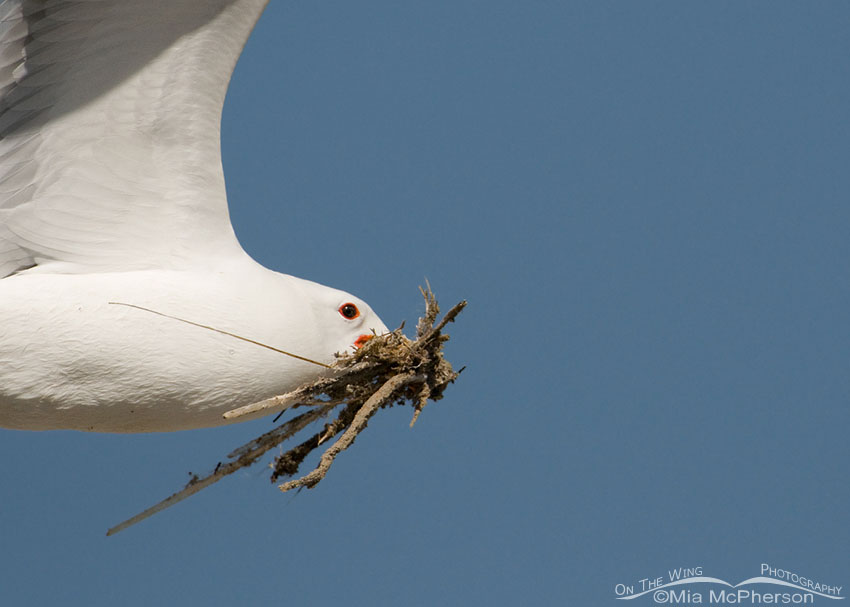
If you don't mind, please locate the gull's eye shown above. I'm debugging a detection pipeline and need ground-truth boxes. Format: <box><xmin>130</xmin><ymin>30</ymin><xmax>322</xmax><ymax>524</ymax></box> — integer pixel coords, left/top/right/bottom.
<box><xmin>339</xmin><ymin>303</ymin><xmax>360</xmax><ymax>320</ymax></box>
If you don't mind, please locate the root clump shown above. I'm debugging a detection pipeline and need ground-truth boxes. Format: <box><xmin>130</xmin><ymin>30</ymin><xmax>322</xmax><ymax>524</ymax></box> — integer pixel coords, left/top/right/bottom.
<box><xmin>107</xmin><ymin>287</ymin><xmax>465</xmax><ymax>536</ymax></box>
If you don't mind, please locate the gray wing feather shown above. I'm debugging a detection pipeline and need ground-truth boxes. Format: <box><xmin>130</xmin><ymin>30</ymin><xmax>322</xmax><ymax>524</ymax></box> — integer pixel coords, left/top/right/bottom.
<box><xmin>0</xmin><ymin>0</ymin><xmax>269</xmax><ymax>277</ymax></box>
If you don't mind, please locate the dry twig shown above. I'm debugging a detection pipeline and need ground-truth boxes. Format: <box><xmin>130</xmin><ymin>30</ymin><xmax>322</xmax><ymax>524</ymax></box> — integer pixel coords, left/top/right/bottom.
<box><xmin>107</xmin><ymin>286</ymin><xmax>465</xmax><ymax>536</ymax></box>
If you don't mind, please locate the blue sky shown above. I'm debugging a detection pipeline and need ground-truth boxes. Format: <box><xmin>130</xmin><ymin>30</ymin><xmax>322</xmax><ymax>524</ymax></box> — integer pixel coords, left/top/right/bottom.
<box><xmin>1</xmin><ymin>1</ymin><xmax>848</xmax><ymax>605</ymax></box>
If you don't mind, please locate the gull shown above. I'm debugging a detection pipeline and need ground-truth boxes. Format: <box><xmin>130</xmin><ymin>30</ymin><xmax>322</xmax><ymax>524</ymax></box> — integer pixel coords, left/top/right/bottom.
<box><xmin>0</xmin><ymin>0</ymin><xmax>389</xmax><ymax>432</ymax></box>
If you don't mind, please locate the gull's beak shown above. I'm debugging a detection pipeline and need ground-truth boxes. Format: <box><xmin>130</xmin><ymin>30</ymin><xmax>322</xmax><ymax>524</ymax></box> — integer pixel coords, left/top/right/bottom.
<box><xmin>354</xmin><ymin>334</ymin><xmax>374</xmax><ymax>349</ymax></box>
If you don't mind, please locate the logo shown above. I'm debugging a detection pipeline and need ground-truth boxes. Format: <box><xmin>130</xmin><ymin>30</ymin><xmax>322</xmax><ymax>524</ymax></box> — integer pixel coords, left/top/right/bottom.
<box><xmin>615</xmin><ymin>564</ymin><xmax>843</xmax><ymax>604</ymax></box>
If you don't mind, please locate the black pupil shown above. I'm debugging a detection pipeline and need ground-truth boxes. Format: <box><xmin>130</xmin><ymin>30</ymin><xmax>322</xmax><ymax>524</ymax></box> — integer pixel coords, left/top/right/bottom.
<box><xmin>342</xmin><ymin>304</ymin><xmax>357</xmax><ymax>318</ymax></box>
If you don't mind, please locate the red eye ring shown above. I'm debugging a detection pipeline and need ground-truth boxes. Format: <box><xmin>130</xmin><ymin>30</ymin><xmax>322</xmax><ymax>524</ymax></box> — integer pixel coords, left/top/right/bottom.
<box><xmin>339</xmin><ymin>303</ymin><xmax>360</xmax><ymax>320</ymax></box>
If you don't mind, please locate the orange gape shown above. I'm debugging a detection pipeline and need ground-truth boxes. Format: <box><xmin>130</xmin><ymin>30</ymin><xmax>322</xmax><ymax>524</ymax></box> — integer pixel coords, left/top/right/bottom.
<box><xmin>354</xmin><ymin>334</ymin><xmax>374</xmax><ymax>349</ymax></box>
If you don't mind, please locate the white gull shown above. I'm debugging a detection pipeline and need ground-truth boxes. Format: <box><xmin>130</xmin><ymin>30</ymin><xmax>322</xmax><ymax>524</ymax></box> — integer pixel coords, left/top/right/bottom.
<box><xmin>0</xmin><ymin>0</ymin><xmax>388</xmax><ymax>432</ymax></box>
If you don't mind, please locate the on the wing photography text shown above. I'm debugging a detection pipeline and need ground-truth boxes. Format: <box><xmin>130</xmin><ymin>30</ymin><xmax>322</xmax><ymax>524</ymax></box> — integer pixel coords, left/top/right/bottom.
<box><xmin>614</xmin><ymin>563</ymin><xmax>843</xmax><ymax>605</ymax></box>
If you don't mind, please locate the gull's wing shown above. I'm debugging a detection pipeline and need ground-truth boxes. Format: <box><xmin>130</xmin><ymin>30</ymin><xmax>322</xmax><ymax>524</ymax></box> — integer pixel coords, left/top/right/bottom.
<box><xmin>0</xmin><ymin>0</ymin><xmax>269</xmax><ymax>277</ymax></box>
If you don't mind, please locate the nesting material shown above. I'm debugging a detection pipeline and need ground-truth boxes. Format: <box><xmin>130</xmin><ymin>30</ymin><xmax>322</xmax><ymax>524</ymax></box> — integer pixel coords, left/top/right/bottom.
<box><xmin>107</xmin><ymin>287</ymin><xmax>465</xmax><ymax>536</ymax></box>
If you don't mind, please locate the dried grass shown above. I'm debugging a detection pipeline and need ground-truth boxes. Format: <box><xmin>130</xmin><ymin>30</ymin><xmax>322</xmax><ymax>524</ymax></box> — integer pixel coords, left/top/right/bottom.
<box><xmin>107</xmin><ymin>287</ymin><xmax>465</xmax><ymax>535</ymax></box>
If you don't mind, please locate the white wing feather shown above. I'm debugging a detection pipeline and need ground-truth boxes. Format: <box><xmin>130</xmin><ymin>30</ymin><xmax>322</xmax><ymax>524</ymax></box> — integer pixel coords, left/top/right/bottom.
<box><xmin>0</xmin><ymin>0</ymin><xmax>269</xmax><ymax>277</ymax></box>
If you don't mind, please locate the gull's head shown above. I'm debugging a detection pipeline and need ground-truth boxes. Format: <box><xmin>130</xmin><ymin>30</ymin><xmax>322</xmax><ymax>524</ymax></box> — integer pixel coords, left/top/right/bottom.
<box><xmin>331</xmin><ymin>294</ymin><xmax>389</xmax><ymax>352</ymax></box>
<box><xmin>302</xmin><ymin>282</ymin><xmax>389</xmax><ymax>361</ymax></box>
